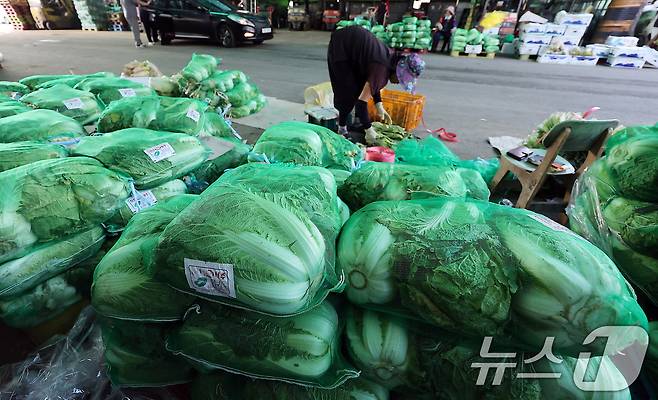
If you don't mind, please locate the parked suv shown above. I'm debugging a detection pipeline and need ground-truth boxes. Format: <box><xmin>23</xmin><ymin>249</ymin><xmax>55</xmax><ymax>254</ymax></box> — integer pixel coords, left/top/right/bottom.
<box><xmin>154</xmin><ymin>0</ymin><xmax>273</xmax><ymax>47</ymax></box>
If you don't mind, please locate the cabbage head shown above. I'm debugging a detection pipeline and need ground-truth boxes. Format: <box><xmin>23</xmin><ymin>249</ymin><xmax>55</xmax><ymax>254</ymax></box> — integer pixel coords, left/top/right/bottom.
<box><xmin>19</xmin><ymin>84</ymin><xmax>103</xmax><ymax>125</ymax></box>
<box><xmin>0</xmin><ymin>109</ymin><xmax>85</xmax><ymax>143</ymax></box>
<box><xmin>0</xmin><ymin>141</ymin><xmax>68</xmax><ymax>173</ymax></box>
<box><xmin>605</xmin><ymin>133</ymin><xmax>658</xmax><ymax>202</ymax></box>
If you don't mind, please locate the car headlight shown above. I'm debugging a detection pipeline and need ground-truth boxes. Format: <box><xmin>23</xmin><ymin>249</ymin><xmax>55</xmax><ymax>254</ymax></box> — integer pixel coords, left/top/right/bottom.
<box><xmin>228</xmin><ymin>14</ymin><xmax>255</xmax><ymax>27</ymax></box>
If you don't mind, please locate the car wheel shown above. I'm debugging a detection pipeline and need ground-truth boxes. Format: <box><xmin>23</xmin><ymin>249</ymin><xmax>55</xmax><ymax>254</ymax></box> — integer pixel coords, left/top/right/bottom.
<box><xmin>219</xmin><ymin>25</ymin><xmax>236</xmax><ymax>48</ymax></box>
<box><xmin>160</xmin><ymin>30</ymin><xmax>173</xmax><ymax>45</ymax></box>
<box><xmin>44</xmin><ymin>21</ymin><xmax>53</xmax><ymax>30</ymax></box>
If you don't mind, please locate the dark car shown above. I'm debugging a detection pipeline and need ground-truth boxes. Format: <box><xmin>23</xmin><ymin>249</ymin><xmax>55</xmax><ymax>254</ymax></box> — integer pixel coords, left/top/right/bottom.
<box><xmin>154</xmin><ymin>0</ymin><xmax>273</xmax><ymax>47</ymax></box>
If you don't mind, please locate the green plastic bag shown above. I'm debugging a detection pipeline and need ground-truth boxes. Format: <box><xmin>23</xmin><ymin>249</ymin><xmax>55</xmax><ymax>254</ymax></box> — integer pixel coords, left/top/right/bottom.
<box><xmin>74</xmin><ymin>77</ymin><xmax>156</xmax><ymax>106</ymax></box>
<box><xmin>30</xmin><ymin>72</ymin><xmax>115</xmax><ymax>90</ymax></box>
<box><xmin>338</xmin><ymin>197</ymin><xmax>647</xmax><ymax>356</ymax></box>
<box><xmin>250</xmin><ymin>121</ymin><xmax>363</xmax><ymax>171</ymax></box>
<box><xmin>70</xmin><ymin>128</ymin><xmax>210</xmax><ymax>189</ymax></box>
<box><xmin>191</xmin><ymin>372</ymin><xmax>388</xmax><ymax>400</ymax></box>
<box><xmin>20</xmin><ymin>84</ymin><xmax>103</xmax><ymax>125</ymax></box>
<box><xmin>154</xmin><ymin>96</ymin><xmax>212</xmax><ymax>134</ymax></box>
<box><xmin>100</xmin><ymin>317</ymin><xmax>194</xmax><ymax>387</ymax></box>
<box><xmin>104</xmin><ymin>179</ymin><xmax>188</xmax><ymax>233</ymax></box>
<box><xmin>166</xmin><ymin>300</ymin><xmax>359</xmax><ymax>388</ymax></box>
<box><xmin>19</xmin><ymin>74</ymin><xmax>83</xmax><ymax>90</ymax></box>
<box><xmin>466</xmin><ymin>28</ymin><xmax>483</xmax><ymax>45</ymax></box>
<box><xmin>0</xmin><ymin>109</ymin><xmax>86</xmax><ymax>143</ymax></box>
<box><xmin>92</xmin><ymin>195</ymin><xmax>198</xmax><ymax>322</ymax></box>
<box><xmin>338</xmin><ymin>162</ymin><xmax>490</xmax><ymax>210</ymax></box>
<box><xmin>402</xmin><ymin>16</ymin><xmax>418</xmax><ymax>24</ymax></box>
<box><xmin>0</xmin><ymin>158</ymin><xmax>130</xmax><ymax>263</ymax></box>
<box><xmin>0</xmin><ymin>141</ymin><xmax>68</xmax><ymax>173</ymax></box>
<box><xmin>190</xmin><ymin>137</ymin><xmax>251</xmax><ymax>186</ymax></box>
<box><xmin>605</xmin><ymin>124</ymin><xmax>658</xmax><ymax>151</ymax></box>
<box><xmin>605</xmin><ymin>131</ymin><xmax>658</xmax><ymax>202</ymax></box>
<box><xmin>0</xmin><ymin>100</ymin><xmax>31</xmax><ymax>118</ymax></box>
<box><xmin>179</xmin><ymin>53</ymin><xmax>221</xmax><ymax>84</ymax></box>
<box><xmin>401</xmin><ymin>31</ymin><xmax>417</xmax><ymax>39</ymax></box>
<box><xmin>484</xmin><ymin>45</ymin><xmax>500</xmax><ymax>53</ymax></box>
<box><xmin>154</xmin><ymin>163</ymin><xmax>344</xmax><ymax>316</ymax></box>
<box><xmin>416</xmin><ymin>37</ymin><xmax>431</xmax><ymax>46</ymax></box>
<box><xmin>0</xmin><ymin>81</ymin><xmax>29</xmax><ymax>97</ymax></box>
<box><xmin>453</xmin><ymin>28</ymin><xmax>468</xmax><ymax>37</ymax></box>
<box><xmin>96</xmin><ymin>95</ymin><xmax>160</xmax><ymax>132</ymax></box>
<box><xmin>226</xmin><ymin>81</ymin><xmax>258</xmax><ymax>107</ymax></box>
<box><xmin>0</xmin><ymin>226</ymin><xmax>104</xmax><ymax>298</ymax></box>
<box><xmin>0</xmin><ymin>250</ymin><xmax>99</xmax><ymax>328</ymax></box>
<box><xmin>417</xmin><ymin>19</ymin><xmax>431</xmax><ymax>29</ymax></box>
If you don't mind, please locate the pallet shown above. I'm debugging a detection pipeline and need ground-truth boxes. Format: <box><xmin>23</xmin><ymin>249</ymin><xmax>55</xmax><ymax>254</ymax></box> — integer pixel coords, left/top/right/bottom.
<box><xmin>450</xmin><ymin>50</ymin><xmax>496</xmax><ymax>59</ymax></box>
<box><xmin>518</xmin><ymin>54</ymin><xmax>538</xmax><ymax>61</ymax></box>
<box><xmin>399</xmin><ymin>48</ymin><xmax>429</xmax><ymax>54</ymax></box>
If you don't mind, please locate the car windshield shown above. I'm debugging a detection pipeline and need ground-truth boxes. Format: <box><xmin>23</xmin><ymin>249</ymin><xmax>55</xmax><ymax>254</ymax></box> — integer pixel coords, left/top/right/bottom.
<box><xmin>198</xmin><ymin>0</ymin><xmax>236</xmax><ymax>12</ymax></box>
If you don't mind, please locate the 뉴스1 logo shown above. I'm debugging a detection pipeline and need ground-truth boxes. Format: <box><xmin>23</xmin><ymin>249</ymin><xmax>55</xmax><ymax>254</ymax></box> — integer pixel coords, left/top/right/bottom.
<box><xmin>184</xmin><ymin>258</ymin><xmax>236</xmax><ymax>299</ymax></box>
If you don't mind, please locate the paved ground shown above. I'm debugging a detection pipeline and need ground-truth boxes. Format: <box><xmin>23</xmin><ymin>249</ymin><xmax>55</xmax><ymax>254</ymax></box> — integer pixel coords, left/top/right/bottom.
<box><xmin>1</xmin><ymin>29</ymin><xmax>657</xmax><ymax>159</ymax></box>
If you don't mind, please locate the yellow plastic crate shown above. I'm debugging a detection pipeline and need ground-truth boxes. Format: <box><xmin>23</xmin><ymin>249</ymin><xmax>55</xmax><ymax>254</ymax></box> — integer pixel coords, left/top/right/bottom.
<box><xmin>368</xmin><ymin>89</ymin><xmax>426</xmax><ymax>132</ymax></box>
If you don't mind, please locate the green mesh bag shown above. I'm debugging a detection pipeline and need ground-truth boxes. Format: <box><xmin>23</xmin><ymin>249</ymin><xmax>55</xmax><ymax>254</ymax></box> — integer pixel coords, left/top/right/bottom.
<box><xmin>0</xmin><ymin>158</ymin><xmax>130</xmax><ymax>263</ymax></box>
<box><xmin>179</xmin><ymin>53</ymin><xmax>221</xmax><ymax>84</ymax></box>
<box><xmin>605</xmin><ymin>124</ymin><xmax>658</xmax><ymax>151</ymax></box>
<box><xmin>338</xmin><ymin>197</ymin><xmax>647</xmax><ymax>356</ymax></box>
<box><xmin>100</xmin><ymin>317</ymin><xmax>194</xmax><ymax>387</ymax></box>
<box><xmin>0</xmin><ymin>81</ymin><xmax>29</xmax><ymax>96</ymax></box>
<box><xmin>0</xmin><ymin>109</ymin><xmax>86</xmax><ymax>143</ymax></box>
<box><xmin>74</xmin><ymin>77</ymin><xmax>156</xmax><ymax>106</ymax></box>
<box><xmin>70</xmin><ymin>128</ymin><xmax>210</xmax><ymax>189</ymax></box>
<box><xmin>191</xmin><ymin>372</ymin><xmax>388</xmax><ymax>400</ymax></box>
<box><xmin>166</xmin><ymin>300</ymin><xmax>358</xmax><ymax>388</ymax></box>
<box><xmin>154</xmin><ymin>163</ymin><xmax>344</xmax><ymax>316</ymax></box>
<box><xmin>20</xmin><ymin>84</ymin><xmax>103</xmax><ymax>125</ymax></box>
<box><xmin>338</xmin><ymin>162</ymin><xmax>490</xmax><ymax>210</ymax></box>
<box><xmin>190</xmin><ymin>137</ymin><xmax>251</xmax><ymax>186</ymax></box>
<box><xmin>104</xmin><ymin>179</ymin><xmax>188</xmax><ymax>233</ymax></box>
<box><xmin>604</xmin><ymin>131</ymin><xmax>658</xmax><ymax>202</ymax></box>
<box><xmin>28</xmin><ymin>72</ymin><xmax>115</xmax><ymax>90</ymax></box>
<box><xmin>0</xmin><ymin>226</ymin><xmax>104</xmax><ymax>299</ymax></box>
<box><xmin>92</xmin><ymin>195</ymin><xmax>198</xmax><ymax>322</ymax></box>
<box><xmin>417</xmin><ymin>19</ymin><xmax>431</xmax><ymax>29</ymax></box>
<box><xmin>0</xmin><ymin>141</ymin><xmax>68</xmax><ymax>173</ymax></box>
<box><xmin>19</xmin><ymin>74</ymin><xmax>85</xmax><ymax>90</ymax></box>
<box><xmin>250</xmin><ymin>121</ymin><xmax>363</xmax><ymax>170</ymax></box>
<box><xmin>96</xmin><ymin>95</ymin><xmax>161</xmax><ymax>132</ymax></box>
<box><xmin>226</xmin><ymin>81</ymin><xmax>258</xmax><ymax>107</ymax></box>
<box><xmin>229</xmin><ymin>94</ymin><xmax>266</xmax><ymax>119</ymax></box>
<box><xmin>0</xmin><ymin>100</ymin><xmax>31</xmax><ymax>118</ymax></box>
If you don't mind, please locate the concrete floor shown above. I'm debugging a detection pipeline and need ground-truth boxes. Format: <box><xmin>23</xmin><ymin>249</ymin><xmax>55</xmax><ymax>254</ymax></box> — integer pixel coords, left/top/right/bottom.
<box><xmin>1</xmin><ymin>29</ymin><xmax>657</xmax><ymax>159</ymax></box>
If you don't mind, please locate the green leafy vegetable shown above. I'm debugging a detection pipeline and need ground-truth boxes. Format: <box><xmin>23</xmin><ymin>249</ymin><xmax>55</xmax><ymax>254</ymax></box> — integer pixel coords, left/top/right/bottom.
<box><xmin>0</xmin><ymin>81</ymin><xmax>29</xmax><ymax>96</ymax></box>
<box><xmin>74</xmin><ymin>77</ymin><xmax>156</xmax><ymax>106</ymax></box>
<box><xmin>605</xmin><ymin>132</ymin><xmax>658</xmax><ymax>202</ymax></box>
<box><xmin>20</xmin><ymin>84</ymin><xmax>103</xmax><ymax>125</ymax></box>
<box><xmin>166</xmin><ymin>300</ymin><xmax>358</xmax><ymax>388</ymax></box>
<box><xmin>0</xmin><ymin>141</ymin><xmax>68</xmax><ymax>173</ymax></box>
<box><xmin>0</xmin><ymin>109</ymin><xmax>86</xmax><ymax>143</ymax></box>
<box><xmin>0</xmin><ymin>100</ymin><xmax>31</xmax><ymax>118</ymax></box>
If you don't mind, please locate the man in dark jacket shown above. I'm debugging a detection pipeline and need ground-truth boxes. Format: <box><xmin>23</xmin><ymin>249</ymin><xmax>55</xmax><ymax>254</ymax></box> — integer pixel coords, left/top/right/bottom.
<box><xmin>327</xmin><ymin>26</ymin><xmax>397</xmax><ymax>144</ymax></box>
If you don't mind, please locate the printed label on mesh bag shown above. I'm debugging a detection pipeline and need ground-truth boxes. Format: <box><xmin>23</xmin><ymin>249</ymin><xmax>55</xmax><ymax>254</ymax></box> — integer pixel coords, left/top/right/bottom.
<box><xmin>186</xmin><ymin>108</ymin><xmax>201</xmax><ymax>123</ymax></box>
<box><xmin>125</xmin><ymin>190</ymin><xmax>157</xmax><ymax>213</ymax></box>
<box><xmin>63</xmin><ymin>98</ymin><xmax>84</xmax><ymax>110</ymax></box>
<box><xmin>118</xmin><ymin>88</ymin><xmax>137</xmax><ymax>97</ymax></box>
<box><xmin>144</xmin><ymin>142</ymin><xmax>176</xmax><ymax>162</ymax></box>
<box><xmin>184</xmin><ymin>258</ymin><xmax>236</xmax><ymax>298</ymax></box>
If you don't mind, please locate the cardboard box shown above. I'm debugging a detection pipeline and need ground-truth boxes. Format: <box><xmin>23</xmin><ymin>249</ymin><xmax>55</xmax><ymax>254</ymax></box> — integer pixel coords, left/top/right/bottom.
<box><xmin>569</xmin><ymin>56</ymin><xmax>599</xmax><ymax>66</ymax></box>
<box><xmin>537</xmin><ymin>54</ymin><xmax>571</xmax><ymax>64</ymax></box>
<box><xmin>517</xmin><ymin>42</ymin><xmax>542</xmax><ymax>55</ymax></box>
<box><xmin>586</xmin><ymin>44</ymin><xmax>611</xmax><ymax>58</ymax></box>
<box><xmin>562</xmin><ymin>25</ymin><xmax>587</xmax><ymax>36</ymax></box>
<box><xmin>482</xmin><ymin>27</ymin><xmax>500</xmax><ymax>36</ymax></box>
<box><xmin>644</xmin><ymin>47</ymin><xmax>658</xmax><ymax>68</ymax></box>
<box><xmin>605</xmin><ymin>36</ymin><xmax>639</xmax><ymax>47</ymax></box>
<box><xmin>560</xmin><ymin>34</ymin><xmax>583</xmax><ymax>45</ymax></box>
<box><xmin>608</xmin><ymin>55</ymin><xmax>645</xmax><ymax>68</ymax></box>
<box><xmin>609</xmin><ymin>46</ymin><xmax>645</xmax><ymax>59</ymax></box>
<box><xmin>465</xmin><ymin>44</ymin><xmax>483</xmax><ymax>54</ymax></box>
<box><xmin>544</xmin><ymin>23</ymin><xmax>566</xmax><ymax>35</ymax></box>
<box><xmin>519</xmin><ymin>33</ymin><xmax>553</xmax><ymax>45</ymax></box>
<box><xmin>520</xmin><ymin>22</ymin><xmax>546</xmax><ymax>34</ymax></box>
<box><xmin>554</xmin><ymin>12</ymin><xmax>593</xmax><ymax>26</ymax></box>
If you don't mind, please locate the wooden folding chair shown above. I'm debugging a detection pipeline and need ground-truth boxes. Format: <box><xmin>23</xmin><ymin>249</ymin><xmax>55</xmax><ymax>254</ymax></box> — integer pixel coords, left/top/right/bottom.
<box><xmin>490</xmin><ymin>119</ymin><xmax>619</xmax><ymax>209</ymax></box>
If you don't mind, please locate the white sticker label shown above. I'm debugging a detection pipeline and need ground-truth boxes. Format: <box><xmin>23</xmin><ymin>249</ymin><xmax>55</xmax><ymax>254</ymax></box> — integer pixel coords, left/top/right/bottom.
<box><xmin>186</xmin><ymin>108</ymin><xmax>201</xmax><ymax>123</ymax></box>
<box><xmin>118</xmin><ymin>88</ymin><xmax>137</xmax><ymax>97</ymax></box>
<box><xmin>184</xmin><ymin>258</ymin><xmax>236</xmax><ymax>298</ymax></box>
<box><xmin>144</xmin><ymin>142</ymin><xmax>176</xmax><ymax>162</ymax></box>
<box><xmin>529</xmin><ymin>214</ymin><xmax>577</xmax><ymax>235</ymax></box>
<box><xmin>125</xmin><ymin>190</ymin><xmax>157</xmax><ymax>213</ymax></box>
<box><xmin>63</xmin><ymin>98</ymin><xmax>84</xmax><ymax>110</ymax></box>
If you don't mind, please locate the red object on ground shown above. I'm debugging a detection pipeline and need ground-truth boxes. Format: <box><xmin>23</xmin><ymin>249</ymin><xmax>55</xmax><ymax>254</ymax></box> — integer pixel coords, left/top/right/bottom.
<box><xmin>366</xmin><ymin>146</ymin><xmax>395</xmax><ymax>162</ymax></box>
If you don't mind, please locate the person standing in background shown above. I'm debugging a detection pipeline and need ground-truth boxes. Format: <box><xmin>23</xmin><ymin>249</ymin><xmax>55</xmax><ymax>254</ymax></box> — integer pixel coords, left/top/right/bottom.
<box><xmin>431</xmin><ymin>5</ymin><xmax>457</xmax><ymax>53</ymax></box>
<box><xmin>138</xmin><ymin>0</ymin><xmax>158</xmax><ymax>45</ymax></box>
<box><xmin>120</xmin><ymin>0</ymin><xmax>146</xmax><ymax>47</ymax></box>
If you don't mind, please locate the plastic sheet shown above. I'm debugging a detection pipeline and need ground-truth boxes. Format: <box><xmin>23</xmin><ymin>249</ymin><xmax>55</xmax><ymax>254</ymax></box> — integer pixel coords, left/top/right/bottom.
<box><xmin>0</xmin><ymin>307</ymin><xmax>185</xmax><ymax>399</ymax></box>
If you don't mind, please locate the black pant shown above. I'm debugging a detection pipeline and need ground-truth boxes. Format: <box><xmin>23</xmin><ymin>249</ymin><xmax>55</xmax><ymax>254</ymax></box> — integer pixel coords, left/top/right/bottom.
<box><xmin>327</xmin><ymin>60</ymin><xmax>371</xmax><ymax>129</ymax></box>
<box><xmin>139</xmin><ymin>8</ymin><xmax>158</xmax><ymax>42</ymax></box>
<box><xmin>431</xmin><ymin>31</ymin><xmax>451</xmax><ymax>53</ymax></box>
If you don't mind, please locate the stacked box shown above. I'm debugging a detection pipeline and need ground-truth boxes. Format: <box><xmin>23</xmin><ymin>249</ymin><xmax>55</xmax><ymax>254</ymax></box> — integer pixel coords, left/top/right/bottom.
<box><xmin>516</xmin><ymin>11</ymin><xmax>593</xmax><ymax>56</ymax></box>
<box><xmin>72</xmin><ymin>0</ymin><xmax>109</xmax><ymax>30</ymax></box>
<box><xmin>0</xmin><ymin>0</ymin><xmax>35</xmax><ymax>30</ymax></box>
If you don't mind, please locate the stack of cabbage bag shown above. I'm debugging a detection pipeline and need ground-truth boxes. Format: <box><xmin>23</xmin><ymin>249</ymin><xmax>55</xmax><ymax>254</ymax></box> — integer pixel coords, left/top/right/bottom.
<box><xmin>175</xmin><ymin>53</ymin><xmax>266</xmax><ymax>118</ymax></box>
<box><xmin>450</xmin><ymin>28</ymin><xmax>468</xmax><ymax>52</ymax></box>
<box><xmin>483</xmin><ymin>33</ymin><xmax>500</xmax><ymax>53</ymax></box>
<box><xmin>19</xmin><ymin>72</ymin><xmax>114</xmax><ymax>91</ymax></box>
<box><xmin>91</xmin><ymin>163</ymin><xmax>360</xmax><ymax>390</ymax></box>
<box><xmin>0</xmin><ymin>157</ymin><xmax>132</xmax><ymax>329</ymax></box>
<box><xmin>371</xmin><ymin>24</ymin><xmax>389</xmax><ymax>43</ymax></box>
<box><xmin>336</xmin><ymin>19</ymin><xmax>356</xmax><ymax>30</ymax></box>
<box><xmin>385</xmin><ymin>17</ymin><xmax>431</xmax><ymax>50</ymax></box>
<box><xmin>338</xmin><ymin>196</ymin><xmax>647</xmax><ymax>397</ymax></box>
<box><xmin>568</xmin><ymin>124</ymin><xmax>658</xmax><ymax>306</ymax></box>
<box><xmin>249</xmin><ymin>121</ymin><xmax>363</xmax><ymax>171</ymax></box>
<box><xmin>394</xmin><ymin>135</ymin><xmax>500</xmax><ymax>184</ymax></box>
